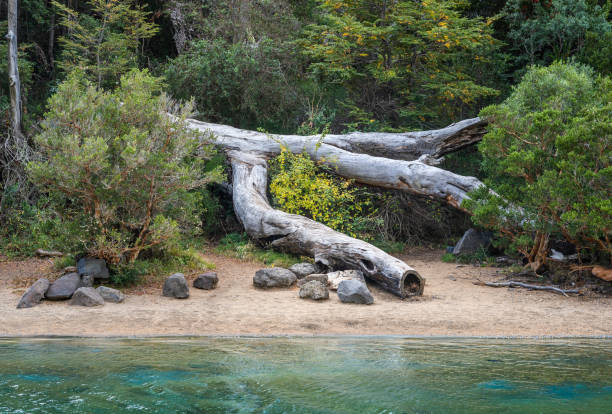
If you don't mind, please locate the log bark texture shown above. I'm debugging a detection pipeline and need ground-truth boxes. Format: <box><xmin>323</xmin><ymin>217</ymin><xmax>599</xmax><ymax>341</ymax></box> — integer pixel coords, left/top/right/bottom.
<box><xmin>229</xmin><ymin>151</ymin><xmax>425</xmax><ymax>298</ymax></box>
<box><xmin>186</xmin><ymin>118</ymin><xmax>485</xmax><ymax>209</ymax></box>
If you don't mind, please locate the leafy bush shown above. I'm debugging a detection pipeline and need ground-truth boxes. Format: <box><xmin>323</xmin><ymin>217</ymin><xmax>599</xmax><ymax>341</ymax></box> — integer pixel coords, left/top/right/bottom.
<box><xmin>27</xmin><ymin>69</ymin><xmax>223</xmax><ymax>264</ymax></box>
<box><xmin>215</xmin><ymin>232</ymin><xmax>302</xmax><ymax>267</ymax></box>
<box><xmin>269</xmin><ymin>146</ymin><xmax>378</xmax><ymax>238</ymax></box>
<box><xmin>466</xmin><ymin>62</ymin><xmax>611</xmax><ymax>269</ymax></box>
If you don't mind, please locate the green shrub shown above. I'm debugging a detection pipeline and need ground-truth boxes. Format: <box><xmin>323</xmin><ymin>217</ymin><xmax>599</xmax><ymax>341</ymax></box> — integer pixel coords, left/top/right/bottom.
<box><xmin>27</xmin><ymin>69</ymin><xmax>223</xmax><ymax>264</ymax></box>
<box><xmin>269</xmin><ymin>146</ymin><xmax>379</xmax><ymax>238</ymax></box>
<box><xmin>466</xmin><ymin>62</ymin><xmax>611</xmax><ymax>269</ymax></box>
<box><xmin>215</xmin><ymin>232</ymin><xmax>302</xmax><ymax>267</ymax></box>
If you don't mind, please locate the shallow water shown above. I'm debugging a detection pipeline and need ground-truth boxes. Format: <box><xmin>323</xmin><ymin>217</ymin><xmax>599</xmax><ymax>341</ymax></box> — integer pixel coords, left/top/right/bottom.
<box><xmin>0</xmin><ymin>337</ymin><xmax>610</xmax><ymax>413</ymax></box>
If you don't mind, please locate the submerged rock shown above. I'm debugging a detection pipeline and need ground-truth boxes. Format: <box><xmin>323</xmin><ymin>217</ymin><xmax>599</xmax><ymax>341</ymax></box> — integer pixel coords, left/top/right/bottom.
<box><xmin>327</xmin><ymin>270</ymin><xmax>365</xmax><ymax>291</ymax></box>
<box><xmin>96</xmin><ymin>286</ymin><xmax>125</xmax><ymax>303</ymax></box>
<box><xmin>16</xmin><ymin>278</ymin><xmax>50</xmax><ymax>309</ymax></box>
<box><xmin>46</xmin><ymin>273</ymin><xmax>80</xmax><ymax>300</ymax></box>
<box><xmin>297</xmin><ymin>274</ymin><xmax>328</xmax><ymax>287</ymax></box>
<box><xmin>452</xmin><ymin>229</ymin><xmax>492</xmax><ymax>255</ymax></box>
<box><xmin>337</xmin><ymin>279</ymin><xmax>374</xmax><ymax>305</ymax></box>
<box><xmin>163</xmin><ymin>273</ymin><xmax>190</xmax><ymax>299</ymax></box>
<box><xmin>193</xmin><ymin>272</ymin><xmax>218</xmax><ymax>290</ymax></box>
<box><xmin>69</xmin><ymin>287</ymin><xmax>105</xmax><ymax>307</ymax></box>
<box><xmin>288</xmin><ymin>263</ymin><xmax>318</xmax><ymax>279</ymax></box>
<box><xmin>253</xmin><ymin>268</ymin><xmax>297</xmax><ymax>288</ymax></box>
<box><xmin>77</xmin><ymin>257</ymin><xmax>110</xmax><ymax>280</ymax></box>
<box><xmin>299</xmin><ymin>281</ymin><xmax>329</xmax><ymax>300</ymax></box>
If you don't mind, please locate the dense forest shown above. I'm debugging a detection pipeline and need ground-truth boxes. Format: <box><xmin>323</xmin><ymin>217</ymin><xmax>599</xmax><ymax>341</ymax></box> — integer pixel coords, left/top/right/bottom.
<box><xmin>1</xmin><ymin>0</ymin><xmax>610</xmax><ymax>284</ymax></box>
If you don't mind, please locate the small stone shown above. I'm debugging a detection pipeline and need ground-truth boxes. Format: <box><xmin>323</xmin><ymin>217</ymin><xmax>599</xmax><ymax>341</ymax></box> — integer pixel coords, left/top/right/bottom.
<box><xmin>16</xmin><ymin>278</ymin><xmax>50</xmax><ymax>309</ymax></box>
<box><xmin>337</xmin><ymin>279</ymin><xmax>374</xmax><ymax>305</ymax></box>
<box><xmin>96</xmin><ymin>286</ymin><xmax>125</xmax><ymax>303</ymax></box>
<box><xmin>452</xmin><ymin>228</ymin><xmax>492</xmax><ymax>255</ymax></box>
<box><xmin>69</xmin><ymin>287</ymin><xmax>105</xmax><ymax>307</ymax></box>
<box><xmin>63</xmin><ymin>266</ymin><xmax>77</xmax><ymax>274</ymax></box>
<box><xmin>80</xmin><ymin>274</ymin><xmax>94</xmax><ymax>288</ymax></box>
<box><xmin>327</xmin><ymin>270</ymin><xmax>365</xmax><ymax>291</ymax></box>
<box><xmin>299</xmin><ymin>281</ymin><xmax>329</xmax><ymax>300</ymax></box>
<box><xmin>253</xmin><ymin>268</ymin><xmax>297</xmax><ymax>288</ymax></box>
<box><xmin>163</xmin><ymin>273</ymin><xmax>189</xmax><ymax>299</ymax></box>
<box><xmin>447</xmin><ymin>275</ymin><xmax>457</xmax><ymax>281</ymax></box>
<box><xmin>297</xmin><ymin>274</ymin><xmax>328</xmax><ymax>287</ymax></box>
<box><xmin>193</xmin><ymin>272</ymin><xmax>218</xmax><ymax>290</ymax></box>
<box><xmin>77</xmin><ymin>257</ymin><xmax>110</xmax><ymax>280</ymax></box>
<box><xmin>46</xmin><ymin>273</ymin><xmax>80</xmax><ymax>300</ymax></box>
<box><xmin>288</xmin><ymin>263</ymin><xmax>318</xmax><ymax>279</ymax></box>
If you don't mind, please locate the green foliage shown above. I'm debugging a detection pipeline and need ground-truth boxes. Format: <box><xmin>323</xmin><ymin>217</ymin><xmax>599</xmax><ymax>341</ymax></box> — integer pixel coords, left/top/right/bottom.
<box><xmin>27</xmin><ymin>69</ymin><xmax>223</xmax><ymax>264</ymax></box>
<box><xmin>164</xmin><ymin>38</ymin><xmax>300</xmax><ymax>132</ymax></box>
<box><xmin>504</xmin><ymin>0</ymin><xmax>611</xmax><ymax>67</ymax></box>
<box><xmin>54</xmin><ymin>0</ymin><xmax>158</xmax><ymax>88</ymax></box>
<box><xmin>466</xmin><ymin>62</ymin><xmax>611</xmax><ymax>262</ymax></box>
<box><xmin>269</xmin><ymin>145</ymin><xmax>378</xmax><ymax>238</ymax></box>
<box><xmin>298</xmin><ymin>0</ymin><xmax>502</xmax><ymax>129</ymax></box>
<box><xmin>215</xmin><ymin>232</ymin><xmax>303</xmax><ymax>267</ymax></box>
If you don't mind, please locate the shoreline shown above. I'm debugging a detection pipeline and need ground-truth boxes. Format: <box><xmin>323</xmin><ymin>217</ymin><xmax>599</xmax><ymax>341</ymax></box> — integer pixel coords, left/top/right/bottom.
<box><xmin>2</xmin><ymin>250</ymin><xmax>610</xmax><ymax>338</ymax></box>
<box><xmin>1</xmin><ymin>334</ymin><xmax>611</xmax><ymax>339</ymax></box>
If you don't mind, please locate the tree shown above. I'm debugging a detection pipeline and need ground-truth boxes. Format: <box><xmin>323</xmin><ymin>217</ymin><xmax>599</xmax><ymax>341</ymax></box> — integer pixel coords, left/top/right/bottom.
<box><xmin>465</xmin><ymin>62</ymin><xmax>611</xmax><ymax>270</ymax></box>
<box><xmin>6</xmin><ymin>0</ymin><xmax>22</xmax><ymax>137</ymax></box>
<box><xmin>504</xmin><ymin>0</ymin><xmax>611</xmax><ymax>67</ymax></box>
<box><xmin>298</xmin><ymin>0</ymin><xmax>501</xmax><ymax>130</ymax></box>
<box><xmin>27</xmin><ymin>69</ymin><xmax>223</xmax><ymax>264</ymax></box>
<box><xmin>53</xmin><ymin>0</ymin><xmax>158</xmax><ymax>88</ymax></box>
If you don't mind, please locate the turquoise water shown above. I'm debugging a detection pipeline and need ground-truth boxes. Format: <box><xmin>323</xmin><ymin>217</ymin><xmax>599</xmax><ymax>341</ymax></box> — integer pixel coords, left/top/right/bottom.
<box><xmin>0</xmin><ymin>337</ymin><xmax>610</xmax><ymax>413</ymax></box>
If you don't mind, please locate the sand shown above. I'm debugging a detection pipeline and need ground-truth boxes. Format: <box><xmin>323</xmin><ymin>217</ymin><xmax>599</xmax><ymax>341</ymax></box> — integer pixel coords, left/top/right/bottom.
<box><xmin>0</xmin><ymin>250</ymin><xmax>610</xmax><ymax>337</ymax></box>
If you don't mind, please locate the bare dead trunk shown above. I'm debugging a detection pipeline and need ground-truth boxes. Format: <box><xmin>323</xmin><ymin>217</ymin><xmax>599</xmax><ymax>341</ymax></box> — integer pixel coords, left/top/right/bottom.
<box><xmin>229</xmin><ymin>151</ymin><xmax>425</xmax><ymax>298</ymax></box>
<box><xmin>6</xmin><ymin>0</ymin><xmax>22</xmax><ymax>138</ymax></box>
<box><xmin>186</xmin><ymin>118</ymin><xmax>485</xmax><ymax>209</ymax></box>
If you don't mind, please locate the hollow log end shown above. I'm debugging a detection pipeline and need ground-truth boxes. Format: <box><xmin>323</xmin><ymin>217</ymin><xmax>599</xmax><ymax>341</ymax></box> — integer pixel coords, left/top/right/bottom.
<box><xmin>401</xmin><ymin>270</ymin><xmax>425</xmax><ymax>298</ymax></box>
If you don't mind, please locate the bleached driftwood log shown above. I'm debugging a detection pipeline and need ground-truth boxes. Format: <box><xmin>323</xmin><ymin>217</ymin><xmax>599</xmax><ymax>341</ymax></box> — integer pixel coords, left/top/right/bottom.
<box><xmin>229</xmin><ymin>151</ymin><xmax>425</xmax><ymax>298</ymax></box>
<box><xmin>186</xmin><ymin>118</ymin><xmax>485</xmax><ymax>209</ymax></box>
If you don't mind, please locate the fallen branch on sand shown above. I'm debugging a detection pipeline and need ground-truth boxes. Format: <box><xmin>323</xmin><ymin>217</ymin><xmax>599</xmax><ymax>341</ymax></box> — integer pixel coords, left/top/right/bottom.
<box><xmin>473</xmin><ymin>280</ymin><xmax>580</xmax><ymax>297</ymax></box>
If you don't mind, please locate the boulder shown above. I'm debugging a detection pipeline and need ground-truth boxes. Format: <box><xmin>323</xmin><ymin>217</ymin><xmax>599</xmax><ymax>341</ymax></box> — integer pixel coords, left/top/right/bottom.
<box><xmin>452</xmin><ymin>229</ymin><xmax>492</xmax><ymax>255</ymax></box>
<box><xmin>299</xmin><ymin>281</ymin><xmax>329</xmax><ymax>300</ymax></box>
<box><xmin>16</xmin><ymin>278</ymin><xmax>50</xmax><ymax>309</ymax></box>
<box><xmin>327</xmin><ymin>270</ymin><xmax>365</xmax><ymax>291</ymax></box>
<box><xmin>288</xmin><ymin>263</ymin><xmax>318</xmax><ymax>279</ymax></box>
<box><xmin>337</xmin><ymin>279</ymin><xmax>374</xmax><ymax>305</ymax></box>
<box><xmin>77</xmin><ymin>257</ymin><xmax>110</xmax><ymax>280</ymax></box>
<box><xmin>162</xmin><ymin>273</ymin><xmax>189</xmax><ymax>299</ymax></box>
<box><xmin>68</xmin><ymin>287</ymin><xmax>105</xmax><ymax>307</ymax></box>
<box><xmin>253</xmin><ymin>268</ymin><xmax>297</xmax><ymax>288</ymax></box>
<box><xmin>80</xmin><ymin>274</ymin><xmax>94</xmax><ymax>288</ymax></box>
<box><xmin>46</xmin><ymin>273</ymin><xmax>80</xmax><ymax>300</ymax></box>
<box><xmin>96</xmin><ymin>286</ymin><xmax>125</xmax><ymax>303</ymax></box>
<box><xmin>193</xmin><ymin>272</ymin><xmax>218</xmax><ymax>290</ymax></box>
<box><xmin>297</xmin><ymin>273</ymin><xmax>328</xmax><ymax>287</ymax></box>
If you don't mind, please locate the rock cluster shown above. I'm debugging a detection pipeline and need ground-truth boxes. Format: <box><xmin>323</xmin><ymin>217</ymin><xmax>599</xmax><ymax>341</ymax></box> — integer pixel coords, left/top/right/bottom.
<box><xmin>16</xmin><ymin>257</ymin><xmax>128</xmax><ymax>308</ymax></box>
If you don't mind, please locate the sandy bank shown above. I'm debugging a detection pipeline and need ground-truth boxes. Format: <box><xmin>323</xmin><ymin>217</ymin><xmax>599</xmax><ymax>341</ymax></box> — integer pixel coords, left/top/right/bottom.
<box><xmin>1</xmin><ymin>251</ymin><xmax>610</xmax><ymax>337</ymax></box>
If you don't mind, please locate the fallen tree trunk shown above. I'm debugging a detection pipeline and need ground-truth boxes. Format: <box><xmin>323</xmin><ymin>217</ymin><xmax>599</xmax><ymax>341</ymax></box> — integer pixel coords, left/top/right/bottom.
<box><xmin>187</xmin><ymin>119</ymin><xmax>485</xmax><ymax>209</ymax></box>
<box><xmin>229</xmin><ymin>150</ymin><xmax>425</xmax><ymax>298</ymax></box>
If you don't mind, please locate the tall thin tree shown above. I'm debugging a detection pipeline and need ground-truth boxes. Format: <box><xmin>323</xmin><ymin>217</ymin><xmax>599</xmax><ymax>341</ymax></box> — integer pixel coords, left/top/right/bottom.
<box><xmin>6</xmin><ymin>0</ymin><xmax>22</xmax><ymax>138</ymax></box>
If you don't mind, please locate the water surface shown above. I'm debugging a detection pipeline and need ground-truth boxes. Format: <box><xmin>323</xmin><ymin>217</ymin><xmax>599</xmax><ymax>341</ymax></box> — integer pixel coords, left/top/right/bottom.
<box><xmin>0</xmin><ymin>337</ymin><xmax>610</xmax><ymax>413</ymax></box>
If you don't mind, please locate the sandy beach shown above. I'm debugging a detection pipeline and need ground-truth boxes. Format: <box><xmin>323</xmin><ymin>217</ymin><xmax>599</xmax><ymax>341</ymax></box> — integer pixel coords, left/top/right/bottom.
<box><xmin>1</xmin><ymin>250</ymin><xmax>610</xmax><ymax>337</ymax></box>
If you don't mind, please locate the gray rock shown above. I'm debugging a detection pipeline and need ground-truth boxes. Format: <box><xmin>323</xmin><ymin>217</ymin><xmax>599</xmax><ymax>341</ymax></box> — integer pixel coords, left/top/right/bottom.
<box><xmin>46</xmin><ymin>273</ymin><xmax>80</xmax><ymax>300</ymax></box>
<box><xmin>16</xmin><ymin>278</ymin><xmax>50</xmax><ymax>309</ymax></box>
<box><xmin>80</xmin><ymin>274</ymin><xmax>94</xmax><ymax>288</ymax></box>
<box><xmin>68</xmin><ymin>287</ymin><xmax>105</xmax><ymax>307</ymax></box>
<box><xmin>193</xmin><ymin>272</ymin><xmax>218</xmax><ymax>290</ymax></box>
<box><xmin>297</xmin><ymin>273</ymin><xmax>328</xmax><ymax>287</ymax></box>
<box><xmin>337</xmin><ymin>279</ymin><xmax>374</xmax><ymax>305</ymax></box>
<box><xmin>327</xmin><ymin>270</ymin><xmax>365</xmax><ymax>291</ymax></box>
<box><xmin>96</xmin><ymin>286</ymin><xmax>125</xmax><ymax>303</ymax></box>
<box><xmin>162</xmin><ymin>273</ymin><xmax>189</xmax><ymax>299</ymax></box>
<box><xmin>299</xmin><ymin>281</ymin><xmax>329</xmax><ymax>300</ymax></box>
<box><xmin>288</xmin><ymin>263</ymin><xmax>318</xmax><ymax>279</ymax></box>
<box><xmin>452</xmin><ymin>229</ymin><xmax>492</xmax><ymax>255</ymax></box>
<box><xmin>253</xmin><ymin>268</ymin><xmax>297</xmax><ymax>288</ymax></box>
<box><xmin>77</xmin><ymin>257</ymin><xmax>110</xmax><ymax>280</ymax></box>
